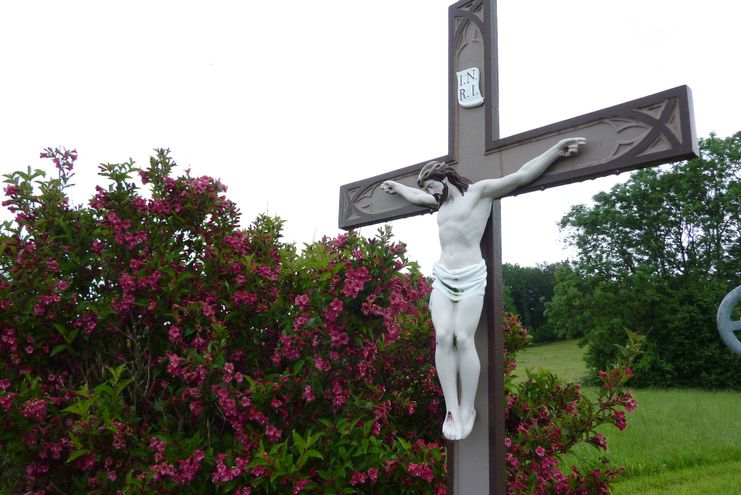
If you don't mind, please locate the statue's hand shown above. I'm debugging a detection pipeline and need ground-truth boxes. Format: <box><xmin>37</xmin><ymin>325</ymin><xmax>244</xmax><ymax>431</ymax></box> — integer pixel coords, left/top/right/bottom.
<box><xmin>556</xmin><ymin>137</ymin><xmax>586</xmax><ymax>157</ymax></box>
<box><xmin>380</xmin><ymin>180</ymin><xmax>399</xmax><ymax>194</ymax></box>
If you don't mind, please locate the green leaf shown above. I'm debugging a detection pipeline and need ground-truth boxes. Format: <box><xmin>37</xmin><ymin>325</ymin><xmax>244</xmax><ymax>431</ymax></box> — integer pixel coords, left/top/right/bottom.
<box><xmin>66</xmin><ymin>448</ymin><xmax>89</xmax><ymax>464</ymax></box>
<box><xmin>292</xmin><ymin>430</ymin><xmax>307</xmax><ymax>451</ymax></box>
<box><xmin>303</xmin><ymin>449</ymin><xmax>324</xmax><ymax>461</ymax></box>
<box><xmin>50</xmin><ymin>344</ymin><xmax>67</xmax><ymax>357</ymax></box>
<box><xmin>93</xmin><ymin>383</ymin><xmax>113</xmax><ymax>396</ymax></box>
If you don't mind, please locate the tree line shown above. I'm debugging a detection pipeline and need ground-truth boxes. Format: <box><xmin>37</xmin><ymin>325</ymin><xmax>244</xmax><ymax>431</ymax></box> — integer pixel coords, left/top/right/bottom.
<box><xmin>505</xmin><ymin>132</ymin><xmax>741</xmax><ymax>388</ymax></box>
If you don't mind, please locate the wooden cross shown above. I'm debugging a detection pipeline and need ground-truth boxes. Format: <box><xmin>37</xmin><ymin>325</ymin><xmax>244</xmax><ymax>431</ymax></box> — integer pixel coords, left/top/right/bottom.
<box><xmin>338</xmin><ymin>1</ymin><xmax>696</xmax><ymax>493</ymax></box>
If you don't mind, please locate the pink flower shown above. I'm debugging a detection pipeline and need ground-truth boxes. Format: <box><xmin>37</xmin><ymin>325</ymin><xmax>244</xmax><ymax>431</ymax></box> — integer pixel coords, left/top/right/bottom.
<box><xmin>3</xmin><ymin>184</ymin><xmax>19</xmax><ymax>197</ymax></box>
<box><xmin>251</xmin><ymin>465</ymin><xmax>269</xmax><ymax>478</ymax></box>
<box><xmin>350</xmin><ymin>471</ymin><xmax>367</xmax><ymax>486</ymax></box>
<box><xmin>266</xmin><ymin>425</ymin><xmax>282</xmax><ymax>442</ymax></box>
<box><xmin>20</xmin><ymin>398</ymin><xmax>47</xmax><ymax>421</ymax></box>
<box><xmin>0</xmin><ymin>393</ymin><xmax>17</xmax><ymax>411</ymax></box>
<box><xmin>166</xmin><ymin>353</ymin><xmax>182</xmax><ymax>377</ymax></box>
<box><xmin>332</xmin><ymin>235</ymin><xmax>348</xmax><ymax>249</ymax></box>
<box><xmin>302</xmin><ymin>385</ymin><xmax>315</xmax><ymax>402</ymax></box>
<box><xmin>341</xmin><ymin>267</ymin><xmax>371</xmax><ymax>298</ymax></box>
<box><xmin>174</xmin><ymin>450</ymin><xmax>205</xmax><ymax>484</ymax></box>
<box><xmin>202</xmin><ymin>302</ymin><xmax>216</xmax><ymax>319</ymax></box>
<box><xmin>255</xmin><ymin>263</ymin><xmax>278</xmax><ymax>281</ymax></box>
<box><xmin>619</xmin><ymin>391</ymin><xmax>638</xmax><ymax>411</ymax></box>
<box><xmin>211</xmin><ymin>453</ymin><xmax>241</xmax><ymax>484</ymax></box>
<box><xmin>323</xmin><ymin>298</ymin><xmax>344</xmax><ymax>322</ymax></box>
<box><xmin>329</xmin><ymin>329</ymin><xmax>349</xmax><ymax>348</ymax></box>
<box><xmin>150</xmin><ymin>436</ymin><xmax>167</xmax><ymax>462</ymax></box>
<box><xmin>293</xmin><ymin>478</ymin><xmax>310</xmax><ymax>494</ymax></box>
<box><xmin>613</xmin><ymin>410</ymin><xmax>627</xmax><ymax>430</ymax></box>
<box><xmin>168</xmin><ymin>325</ymin><xmax>182</xmax><ymax>344</ymax></box>
<box><xmin>231</xmin><ymin>290</ymin><xmax>257</xmax><ymax>307</ymax></box>
<box><xmin>294</xmin><ymin>294</ymin><xmax>310</xmax><ymax>310</ymax></box>
<box><xmin>313</xmin><ymin>356</ymin><xmax>330</xmax><ymax>372</ymax></box>
<box><xmin>407</xmin><ymin>462</ymin><xmax>434</xmax><ymax>483</ymax></box>
<box><xmin>133</xmin><ymin>195</ymin><xmax>147</xmax><ymax>211</ymax></box>
<box><xmin>591</xmin><ymin>433</ymin><xmax>608</xmax><ymax>450</ymax></box>
<box><xmin>75</xmin><ymin>453</ymin><xmax>96</xmax><ymax>472</ymax></box>
<box><xmin>535</xmin><ymin>446</ymin><xmax>546</xmax><ymax>457</ymax></box>
<box><xmin>189</xmin><ymin>400</ymin><xmax>204</xmax><ymax>416</ymax></box>
<box><xmin>293</xmin><ymin>314</ymin><xmax>309</xmax><ymax>331</ymax></box>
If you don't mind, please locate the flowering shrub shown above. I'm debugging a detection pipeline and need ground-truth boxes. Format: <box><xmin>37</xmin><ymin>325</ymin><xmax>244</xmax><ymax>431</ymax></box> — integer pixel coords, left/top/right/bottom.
<box><xmin>0</xmin><ymin>148</ymin><xmax>640</xmax><ymax>494</ymax></box>
<box><xmin>504</xmin><ymin>324</ymin><xmax>642</xmax><ymax>494</ymax></box>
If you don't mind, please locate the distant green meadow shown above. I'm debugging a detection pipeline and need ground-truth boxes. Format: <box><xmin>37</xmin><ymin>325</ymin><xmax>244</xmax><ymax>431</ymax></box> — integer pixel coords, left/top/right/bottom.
<box><xmin>515</xmin><ymin>340</ymin><xmax>741</xmax><ymax>494</ymax></box>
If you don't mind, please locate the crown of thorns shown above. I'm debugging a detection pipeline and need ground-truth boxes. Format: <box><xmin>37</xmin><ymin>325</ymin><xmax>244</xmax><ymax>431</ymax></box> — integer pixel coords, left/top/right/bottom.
<box><xmin>416</xmin><ymin>161</ymin><xmax>472</xmax><ymax>193</ymax></box>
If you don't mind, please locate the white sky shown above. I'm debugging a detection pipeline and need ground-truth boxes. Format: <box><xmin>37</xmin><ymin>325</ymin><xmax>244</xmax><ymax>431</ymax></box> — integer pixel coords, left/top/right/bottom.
<box><xmin>1</xmin><ymin>0</ymin><xmax>739</xmax><ymax>274</ymax></box>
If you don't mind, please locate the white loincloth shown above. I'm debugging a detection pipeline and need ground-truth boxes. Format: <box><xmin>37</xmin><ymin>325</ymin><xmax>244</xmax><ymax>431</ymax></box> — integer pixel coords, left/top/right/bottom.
<box><xmin>432</xmin><ymin>260</ymin><xmax>487</xmax><ymax>302</ymax></box>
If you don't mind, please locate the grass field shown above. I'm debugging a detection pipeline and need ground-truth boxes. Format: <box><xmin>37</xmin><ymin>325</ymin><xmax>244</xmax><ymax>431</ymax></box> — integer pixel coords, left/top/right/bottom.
<box><xmin>515</xmin><ymin>340</ymin><xmax>741</xmax><ymax>494</ymax></box>
<box><xmin>514</xmin><ymin>339</ymin><xmax>589</xmax><ymax>384</ymax></box>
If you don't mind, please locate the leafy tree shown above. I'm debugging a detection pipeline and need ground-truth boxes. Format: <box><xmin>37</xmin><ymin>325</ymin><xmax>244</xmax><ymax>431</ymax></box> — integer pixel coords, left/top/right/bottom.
<box><xmin>549</xmin><ymin>132</ymin><xmax>741</xmax><ymax>387</ymax></box>
<box><xmin>503</xmin><ymin>263</ymin><xmax>561</xmax><ymax>342</ymax></box>
<box><xmin>0</xmin><ymin>149</ymin><xmax>639</xmax><ymax>493</ymax></box>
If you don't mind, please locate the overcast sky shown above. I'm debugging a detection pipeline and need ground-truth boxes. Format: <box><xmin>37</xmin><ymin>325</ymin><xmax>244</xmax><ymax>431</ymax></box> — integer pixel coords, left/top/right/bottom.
<box><xmin>1</xmin><ymin>0</ymin><xmax>739</xmax><ymax>274</ymax></box>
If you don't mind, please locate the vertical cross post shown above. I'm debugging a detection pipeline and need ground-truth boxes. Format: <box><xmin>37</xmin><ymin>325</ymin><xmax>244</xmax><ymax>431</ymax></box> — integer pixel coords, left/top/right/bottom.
<box><xmin>446</xmin><ymin>3</ymin><xmax>505</xmax><ymax>490</ymax></box>
<box><xmin>486</xmin><ymin>201</ymin><xmax>506</xmax><ymax>495</ymax></box>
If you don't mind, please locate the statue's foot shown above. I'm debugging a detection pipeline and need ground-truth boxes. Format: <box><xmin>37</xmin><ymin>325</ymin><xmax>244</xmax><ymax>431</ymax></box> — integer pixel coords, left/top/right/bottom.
<box><xmin>460</xmin><ymin>408</ymin><xmax>476</xmax><ymax>439</ymax></box>
<box><xmin>442</xmin><ymin>411</ymin><xmax>463</xmax><ymax>440</ymax></box>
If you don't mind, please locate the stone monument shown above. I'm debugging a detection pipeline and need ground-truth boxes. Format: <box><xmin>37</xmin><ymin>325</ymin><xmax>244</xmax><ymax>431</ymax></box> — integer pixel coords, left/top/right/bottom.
<box><xmin>717</xmin><ymin>286</ymin><xmax>741</xmax><ymax>357</ymax></box>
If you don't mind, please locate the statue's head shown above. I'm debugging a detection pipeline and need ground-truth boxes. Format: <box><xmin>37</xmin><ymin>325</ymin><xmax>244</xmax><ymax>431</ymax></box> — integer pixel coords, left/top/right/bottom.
<box><xmin>417</xmin><ymin>161</ymin><xmax>472</xmax><ymax>205</ymax></box>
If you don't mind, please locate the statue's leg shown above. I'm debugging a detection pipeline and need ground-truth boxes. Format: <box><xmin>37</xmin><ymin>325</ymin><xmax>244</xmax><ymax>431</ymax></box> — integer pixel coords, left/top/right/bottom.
<box><xmin>429</xmin><ymin>288</ymin><xmax>461</xmax><ymax>440</ymax></box>
<box><xmin>455</xmin><ymin>294</ymin><xmax>484</xmax><ymax>439</ymax></box>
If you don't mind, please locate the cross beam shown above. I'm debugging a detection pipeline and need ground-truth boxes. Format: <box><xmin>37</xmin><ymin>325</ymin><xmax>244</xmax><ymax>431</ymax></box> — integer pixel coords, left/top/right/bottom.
<box><xmin>338</xmin><ymin>84</ymin><xmax>696</xmax><ymax>230</ymax></box>
<box><xmin>337</xmin><ymin>1</ymin><xmax>696</xmax><ymax>494</ymax></box>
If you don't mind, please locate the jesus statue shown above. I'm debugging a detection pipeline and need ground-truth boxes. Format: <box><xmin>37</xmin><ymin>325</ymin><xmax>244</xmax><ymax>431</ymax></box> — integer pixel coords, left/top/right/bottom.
<box><xmin>380</xmin><ymin>137</ymin><xmax>585</xmax><ymax>440</ymax></box>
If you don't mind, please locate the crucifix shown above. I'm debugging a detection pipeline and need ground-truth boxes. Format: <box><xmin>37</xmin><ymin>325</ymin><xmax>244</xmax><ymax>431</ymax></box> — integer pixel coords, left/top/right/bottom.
<box><xmin>337</xmin><ymin>1</ymin><xmax>696</xmax><ymax>493</ymax></box>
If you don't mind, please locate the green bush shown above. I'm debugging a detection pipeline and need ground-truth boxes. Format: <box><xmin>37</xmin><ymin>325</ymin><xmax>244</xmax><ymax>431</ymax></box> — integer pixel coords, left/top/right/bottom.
<box><xmin>549</xmin><ymin>133</ymin><xmax>741</xmax><ymax>388</ymax></box>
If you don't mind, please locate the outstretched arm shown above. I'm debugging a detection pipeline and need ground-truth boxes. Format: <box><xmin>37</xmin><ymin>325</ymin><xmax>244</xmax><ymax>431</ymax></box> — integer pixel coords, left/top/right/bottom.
<box><xmin>476</xmin><ymin>137</ymin><xmax>586</xmax><ymax>199</ymax></box>
<box><xmin>380</xmin><ymin>180</ymin><xmax>438</xmax><ymax>209</ymax></box>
